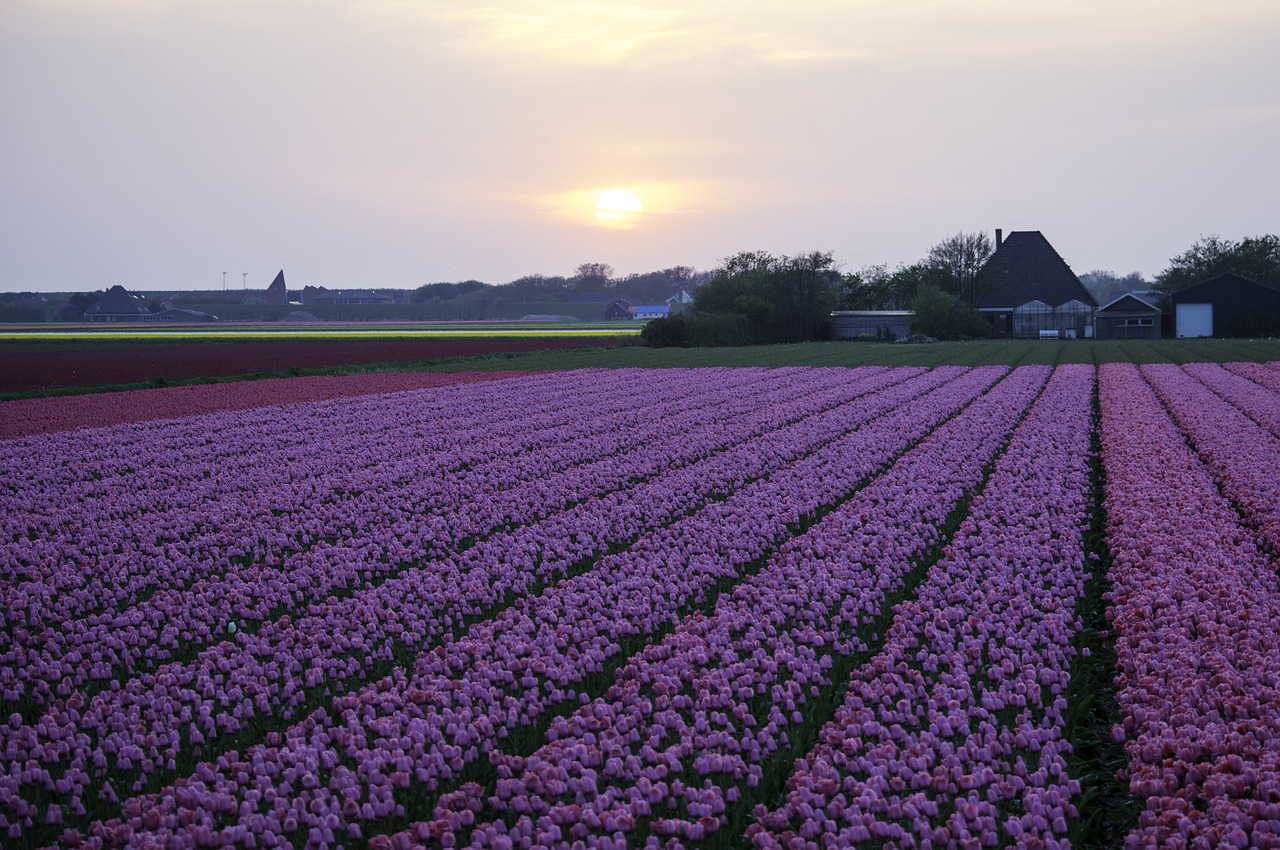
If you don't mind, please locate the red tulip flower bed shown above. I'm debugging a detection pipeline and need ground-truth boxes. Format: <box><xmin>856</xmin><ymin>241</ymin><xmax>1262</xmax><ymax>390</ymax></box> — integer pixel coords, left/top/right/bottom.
<box><xmin>2</xmin><ymin>363</ymin><xmax>1279</xmax><ymax>848</ymax></box>
<box><xmin>0</xmin><ymin>372</ymin><xmax>529</xmax><ymax>440</ymax></box>
<box><xmin>1</xmin><ymin>337</ymin><xmax>609</xmax><ymax>394</ymax></box>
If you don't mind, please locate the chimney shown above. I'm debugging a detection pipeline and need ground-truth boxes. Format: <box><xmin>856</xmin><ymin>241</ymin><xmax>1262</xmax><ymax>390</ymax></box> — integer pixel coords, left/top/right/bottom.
<box><xmin>995</xmin><ymin>228</ymin><xmax>1003</xmax><ymax>248</ymax></box>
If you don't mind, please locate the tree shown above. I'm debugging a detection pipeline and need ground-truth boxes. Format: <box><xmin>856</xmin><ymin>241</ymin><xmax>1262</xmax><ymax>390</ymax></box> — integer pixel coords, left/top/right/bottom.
<box><xmin>1078</xmin><ymin>270</ymin><xmax>1148</xmax><ymax>305</ymax></box>
<box><xmin>54</xmin><ymin>290</ymin><xmax>104</xmax><ymax>322</ymax></box>
<box><xmin>411</xmin><ymin>280</ymin><xmax>491</xmax><ymax>303</ymax></box>
<box><xmin>640</xmin><ymin>313</ymin><xmax>751</xmax><ymax>347</ymax></box>
<box><xmin>1233</xmin><ymin>235</ymin><xmax>1280</xmax><ymax>286</ymax></box>
<box><xmin>1155</xmin><ymin>234</ymin><xmax>1280</xmax><ymax>294</ymax></box>
<box><xmin>0</xmin><ymin>294</ymin><xmax>46</xmax><ymax>323</ymax></box>
<box><xmin>925</xmin><ymin>231</ymin><xmax>995</xmax><ymax>306</ymax></box>
<box><xmin>733</xmin><ymin>294</ymin><xmax>772</xmax><ymax>341</ymax></box>
<box><xmin>838</xmin><ymin>265</ymin><xmax>891</xmax><ymax>310</ymax></box>
<box><xmin>692</xmin><ymin>250</ymin><xmax>839</xmax><ymax>343</ymax></box>
<box><xmin>504</xmin><ymin>274</ymin><xmax>568</xmax><ymax>301</ymax></box>
<box><xmin>616</xmin><ymin>266</ymin><xmax>707</xmax><ymax>303</ymax></box>
<box><xmin>692</xmin><ymin>251</ymin><xmax>775</xmax><ymax>315</ymax></box>
<box><xmin>766</xmin><ymin>251</ymin><xmax>840</xmax><ymax>341</ymax></box>
<box><xmin>910</xmin><ymin>285</ymin><xmax>992</xmax><ymax>340</ymax></box>
<box><xmin>570</xmin><ymin>262</ymin><xmax>615</xmax><ymax>295</ymax></box>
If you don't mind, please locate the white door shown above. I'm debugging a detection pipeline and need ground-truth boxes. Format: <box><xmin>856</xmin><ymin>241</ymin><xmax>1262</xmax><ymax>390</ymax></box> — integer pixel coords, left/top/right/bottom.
<box><xmin>1176</xmin><ymin>303</ymin><xmax>1213</xmax><ymax>338</ymax></box>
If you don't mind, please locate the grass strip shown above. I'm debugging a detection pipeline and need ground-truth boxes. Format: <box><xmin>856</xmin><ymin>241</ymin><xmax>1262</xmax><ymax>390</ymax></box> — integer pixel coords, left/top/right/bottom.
<box><xmin>1064</xmin><ymin>385</ymin><xmax>1141</xmax><ymax>848</ymax></box>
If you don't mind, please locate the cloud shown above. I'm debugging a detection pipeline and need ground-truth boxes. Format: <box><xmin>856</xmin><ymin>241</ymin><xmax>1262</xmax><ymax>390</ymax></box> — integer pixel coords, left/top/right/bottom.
<box><xmin>368</xmin><ymin>1</ymin><xmax>879</xmax><ymax>70</ymax></box>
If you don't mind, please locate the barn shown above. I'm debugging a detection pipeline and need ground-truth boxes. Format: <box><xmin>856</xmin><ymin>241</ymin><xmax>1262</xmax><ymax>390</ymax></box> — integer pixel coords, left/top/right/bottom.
<box><xmin>972</xmin><ymin>231</ymin><xmax>1097</xmax><ymax>339</ymax></box>
<box><xmin>1171</xmin><ymin>273</ymin><xmax>1280</xmax><ymax>338</ymax></box>
<box><xmin>604</xmin><ymin>299</ymin><xmax>632</xmax><ymax>320</ymax></box>
<box><xmin>1094</xmin><ymin>292</ymin><xmax>1162</xmax><ymax>340</ymax></box>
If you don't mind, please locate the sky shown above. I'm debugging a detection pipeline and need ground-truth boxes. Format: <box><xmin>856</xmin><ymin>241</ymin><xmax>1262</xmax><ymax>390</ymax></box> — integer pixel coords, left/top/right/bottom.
<box><xmin>1</xmin><ymin>0</ymin><xmax>1277</xmax><ymax>293</ymax></box>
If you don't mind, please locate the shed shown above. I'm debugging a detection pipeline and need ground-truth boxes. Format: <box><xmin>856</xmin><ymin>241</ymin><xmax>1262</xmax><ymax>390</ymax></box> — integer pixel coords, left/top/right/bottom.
<box><xmin>1171</xmin><ymin>273</ymin><xmax>1280</xmax><ymax>338</ymax></box>
<box><xmin>84</xmin><ymin>285</ymin><xmax>156</xmax><ymax>322</ymax></box>
<box><xmin>1095</xmin><ymin>292</ymin><xmax>1162</xmax><ymax>340</ymax></box>
<box><xmin>300</xmin><ymin>286</ymin><xmax>395</xmax><ymax>305</ymax></box>
<box><xmin>973</xmin><ymin>231</ymin><xmax>1098</xmax><ymax>338</ymax></box>
<box><xmin>633</xmin><ymin>305</ymin><xmax>670</xmax><ymax>321</ymax></box>
<box><xmin>155</xmin><ymin>307</ymin><xmax>218</xmax><ymax>322</ymax></box>
<box><xmin>830</xmin><ymin>310</ymin><xmax>914</xmax><ymax>340</ymax></box>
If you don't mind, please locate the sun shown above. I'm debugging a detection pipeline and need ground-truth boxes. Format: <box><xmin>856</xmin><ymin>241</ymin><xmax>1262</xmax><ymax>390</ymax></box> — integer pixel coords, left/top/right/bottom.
<box><xmin>594</xmin><ymin>189</ymin><xmax>643</xmax><ymax>227</ymax></box>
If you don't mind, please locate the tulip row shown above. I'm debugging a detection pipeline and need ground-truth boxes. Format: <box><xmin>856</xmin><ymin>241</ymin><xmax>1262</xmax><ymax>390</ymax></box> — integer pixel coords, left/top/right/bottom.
<box><xmin>3</xmin><ymin>367</ymin><xmax>764</xmax><ymax>611</ymax></box>
<box><xmin>383</xmin><ymin>364</ymin><xmax>1054</xmax><ymax>850</ymax></box>
<box><xmin>1099</xmin><ymin>363</ymin><xmax>1280</xmax><ymax>848</ymax></box>
<box><xmin>3</xmin><ymin>367</ymin><xmax>824</xmax><ymax>708</ymax></box>
<box><xmin>741</xmin><ymin>364</ymin><xmax>1094</xmax><ymax>849</ymax></box>
<box><xmin>1223</xmin><ymin>360</ymin><xmax>1280</xmax><ymax>396</ymax></box>
<box><xmin>2</xmin><ymin>369</ymin><xmax>652</xmax><ymax>628</ymax></box>
<box><xmin>0</xmin><ymin>366</ymin><xmax>936</xmax><ymax>816</ymax></box>
<box><xmin>1182</xmin><ymin>362</ymin><xmax>1280</xmax><ymax>439</ymax></box>
<box><xmin>95</xmin><ymin>367</ymin><xmax>1014</xmax><ymax>848</ymax></box>
<box><xmin>1140</xmin><ymin>363</ymin><xmax>1280</xmax><ymax>553</ymax></box>
<box><xmin>0</xmin><ymin>372</ymin><xmax>526</xmax><ymax>441</ymax></box>
<box><xmin>0</xmin><ymin>366</ymin><xmax>967</xmax><ymax>845</ymax></box>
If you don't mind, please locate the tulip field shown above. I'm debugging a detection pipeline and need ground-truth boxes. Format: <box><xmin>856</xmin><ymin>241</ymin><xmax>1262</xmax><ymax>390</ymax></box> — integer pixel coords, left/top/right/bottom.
<box><xmin>2</xmin><ymin>362</ymin><xmax>1279</xmax><ymax>848</ymax></box>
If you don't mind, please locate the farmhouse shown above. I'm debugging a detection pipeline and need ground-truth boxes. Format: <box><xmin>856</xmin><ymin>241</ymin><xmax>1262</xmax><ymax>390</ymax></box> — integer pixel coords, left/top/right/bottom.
<box><xmin>1171</xmin><ymin>273</ymin><xmax>1280</xmax><ymax>338</ymax></box>
<box><xmin>973</xmin><ymin>230</ymin><xmax>1097</xmax><ymax>339</ymax></box>
<box><xmin>84</xmin><ymin>285</ymin><xmax>156</xmax><ymax>322</ymax></box>
<box><xmin>604</xmin><ymin>299</ymin><xmax>632</xmax><ymax>320</ymax></box>
<box><xmin>1094</xmin><ymin>292</ymin><xmax>1162</xmax><ymax>340</ymax></box>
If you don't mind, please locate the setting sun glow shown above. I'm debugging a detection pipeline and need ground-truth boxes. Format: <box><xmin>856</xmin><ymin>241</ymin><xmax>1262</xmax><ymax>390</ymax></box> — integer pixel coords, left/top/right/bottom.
<box><xmin>594</xmin><ymin>189</ymin><xmax>643</xmax><ymax>227</ymax></box>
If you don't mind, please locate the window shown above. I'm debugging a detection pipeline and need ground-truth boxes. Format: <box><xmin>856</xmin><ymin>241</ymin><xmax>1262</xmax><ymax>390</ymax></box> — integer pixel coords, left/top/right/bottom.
<box><xmin>1113</xmin><ymin>317</ymin><xmax>1153</xmax><ymax>327</ymax></box>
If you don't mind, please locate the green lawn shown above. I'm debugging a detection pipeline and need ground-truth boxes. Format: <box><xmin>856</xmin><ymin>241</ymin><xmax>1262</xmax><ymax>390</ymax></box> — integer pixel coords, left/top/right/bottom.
<box><xmin>0</xmin><ymin>321</ymin><xmax>640</xmax><ymax>342</ymax></box>
<box><xmin>428</xmin><ymin>338</ymin><xmax>1280</xmax><ymax>372</ymax></box>
<box><xmin>5</xmin><ymin>338</ymin><xmax>1279</xmax><ymax>401</ymax></box>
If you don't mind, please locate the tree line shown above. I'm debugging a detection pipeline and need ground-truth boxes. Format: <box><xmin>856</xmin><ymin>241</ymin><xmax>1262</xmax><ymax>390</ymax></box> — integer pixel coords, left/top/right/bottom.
<box><xmin>11</xmin><ymin>233</ymin><xmax>1276</xmax><ymax>328</ymax></box>
<box><xmin>643</xmin><ymin>233</ymin><xmax>1003</xmax><ymax>345</ymax></box>
<box><xmin>641</xmin><ymin>231</ymin><xmax>1279</xmax><ymax>347</ymax></box>
<box><xmin>412</xmin><ymin>264</ymin><xmax>709</xmax><ymax>307</ymax></box>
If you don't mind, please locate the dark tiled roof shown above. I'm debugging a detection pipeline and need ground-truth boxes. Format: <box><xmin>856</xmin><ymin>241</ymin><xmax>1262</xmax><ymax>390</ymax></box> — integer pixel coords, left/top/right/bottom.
<box><xmin>1172</xmin><ymin>272</ymin><xmax>1280</xmax><ymax>302</ymax></box>
<box><xmin>85</xmin><ymin>285</ymin><xmax>152</xmax><ymax>317</ymax></box>
<box><xmin>974</xmin><ymin>231</ymin><xmax>1097</xmax><ymax>310</ymax></box>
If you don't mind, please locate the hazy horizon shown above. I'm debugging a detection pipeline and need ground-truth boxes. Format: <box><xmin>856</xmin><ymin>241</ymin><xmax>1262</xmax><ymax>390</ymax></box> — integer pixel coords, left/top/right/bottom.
<box><xmin>2</xmin><ymin>0</ymin><xmax>1277</xmax><ymax>295</ymax></box>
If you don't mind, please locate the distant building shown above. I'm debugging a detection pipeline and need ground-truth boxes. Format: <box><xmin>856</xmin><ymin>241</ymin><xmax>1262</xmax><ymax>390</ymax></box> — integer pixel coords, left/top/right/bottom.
<box><xmin>1094</xmin><ymin>292</ymin><xmax>1162</xmax><ymax>340</ymax></box>
<box><xmin>665</xmin><ymin>289</ymin><xmax>695</xmax><ymax>305</ymax></box>
<box><xmin>84</xmin><ymin>285</ymin><xmax>156</xmax><ymax>322</ymax></box>
<box><xmin>300</xmin><ymin>286</ymin><xmax>395</xmax><ymax>305</ymax></box>
<box><xmin>604</xmin><ymin>299</ymin><xmax>632</xmax><ymax>320</ymax></box>
<box><xmin>973</xmin><ymin>230</ymin><xmax>1098</xmax><ymax>339</ymax></box>
<box><xmin>155</xmin><ymin>307</ymin><xmax>217</xmax><ymax>322</ymax></box>
<box><xmin>633</xmin><ymin>305</ymin><xmax>671</xmax><ymax>321</ymax></box>
<box><xmin>266</xmin><ymin>270</ymin><xmax>288</xmax><ymax>305</ymax></box>
<box><xmin>1171</xmin><ymin>273</ymin><xmax>1280</xmax><ymax>338</ymax></box>
<box><xmin>831</xmin><ymin>310</ymin><xmax>914</xmax><ymax>340</ymax></box>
